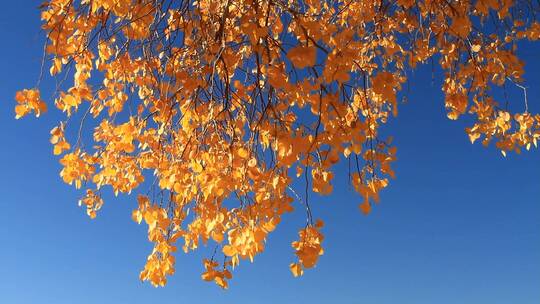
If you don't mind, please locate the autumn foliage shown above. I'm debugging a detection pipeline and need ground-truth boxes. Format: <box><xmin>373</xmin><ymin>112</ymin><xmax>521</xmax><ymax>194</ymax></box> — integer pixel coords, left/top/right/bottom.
<box><xmin>16</xmin><ymin>0</ymin><xmax>540</xmax><ymax>288</ymax></box>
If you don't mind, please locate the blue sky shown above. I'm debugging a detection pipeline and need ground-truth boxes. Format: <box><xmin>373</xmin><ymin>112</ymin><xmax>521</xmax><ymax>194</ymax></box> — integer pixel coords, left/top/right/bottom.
<box><xmin>1</xmin><ymin>2</ymin><xmax>539</xmax><ymax>303</ymax></box>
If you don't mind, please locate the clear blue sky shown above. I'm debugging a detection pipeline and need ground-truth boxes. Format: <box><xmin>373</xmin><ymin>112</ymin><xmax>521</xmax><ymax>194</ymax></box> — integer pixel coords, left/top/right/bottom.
<box><xmin>1</xmin><ymin>2</ymin><xmax>539</xmax><ymax>304</ymax></box>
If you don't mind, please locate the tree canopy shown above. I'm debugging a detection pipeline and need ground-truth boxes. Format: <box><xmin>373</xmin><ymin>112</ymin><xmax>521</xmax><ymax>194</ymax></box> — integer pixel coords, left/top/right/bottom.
<box><xmin>15</xmin><ymin>0</ymin><xmax>540</xmax><ymax>288</ymax></box>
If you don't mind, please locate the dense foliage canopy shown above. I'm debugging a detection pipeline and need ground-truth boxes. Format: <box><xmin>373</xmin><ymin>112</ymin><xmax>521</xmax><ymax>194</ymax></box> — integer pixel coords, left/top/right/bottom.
<box><xmin>16</xmin><ymin>0</ymin><xmax>539</xmax><ymax>288</ymax></box>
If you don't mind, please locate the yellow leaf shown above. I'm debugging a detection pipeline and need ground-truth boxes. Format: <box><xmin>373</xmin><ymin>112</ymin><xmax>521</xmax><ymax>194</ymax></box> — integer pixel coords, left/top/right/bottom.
<box><xmin>14</xmin><ymin>105</ymin><xmax>28</xmax><ymax>119</ymax></box>
<box><xmin>192</xmin><ymin>161</ymin><xmax>203</xmax><ymax>173</ymax></box>
<box><xmin>289</xmin><ymin>263</ymin><xmax>303</xmax><ymax>277</ymax></box>
<box><xmin>53</xmin><ymin>141</ymin><xmax>71</xmax><ymax>155</ymax></box>
<box><xmin>296</xmin><ymin>166</ymin><xmax>303</xmax><ymax>177</ymax></box>
<box><xmin>132</xmin><ymin>209</ymin><xmax>143</xmax><ymax>224</ymax></box>
<box><xmin>222</xmin><ymin>245</ymin><xmax>237</xmax><ymax>257</ymax></box>
<box><xmin>238</xmin><ymin>147</ymin><xmax>249</xmax><ymax>159</ymax></box>
<box><xmin>359</xmin><ymin>201</ymin><xmax>371</xmax><ymax>215</ymax></box>
<box><xmin>248</xmin><ymin>157</ymin><xmax>257</xmax><ymax>167</ymax></box>
<box><xmin>201</xmin><ymin>272</ymin><xmax>214</xmax><ymax>282</ymax></box>
<box><xmin>214</xmin><ymin>276</ymin><xmax>228</xmax><ymax>289</ymax></box>
<box><xmin>287</xmin><ymin>45</ymin><xmax>317</xmax><ymax>69</ymax></box>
